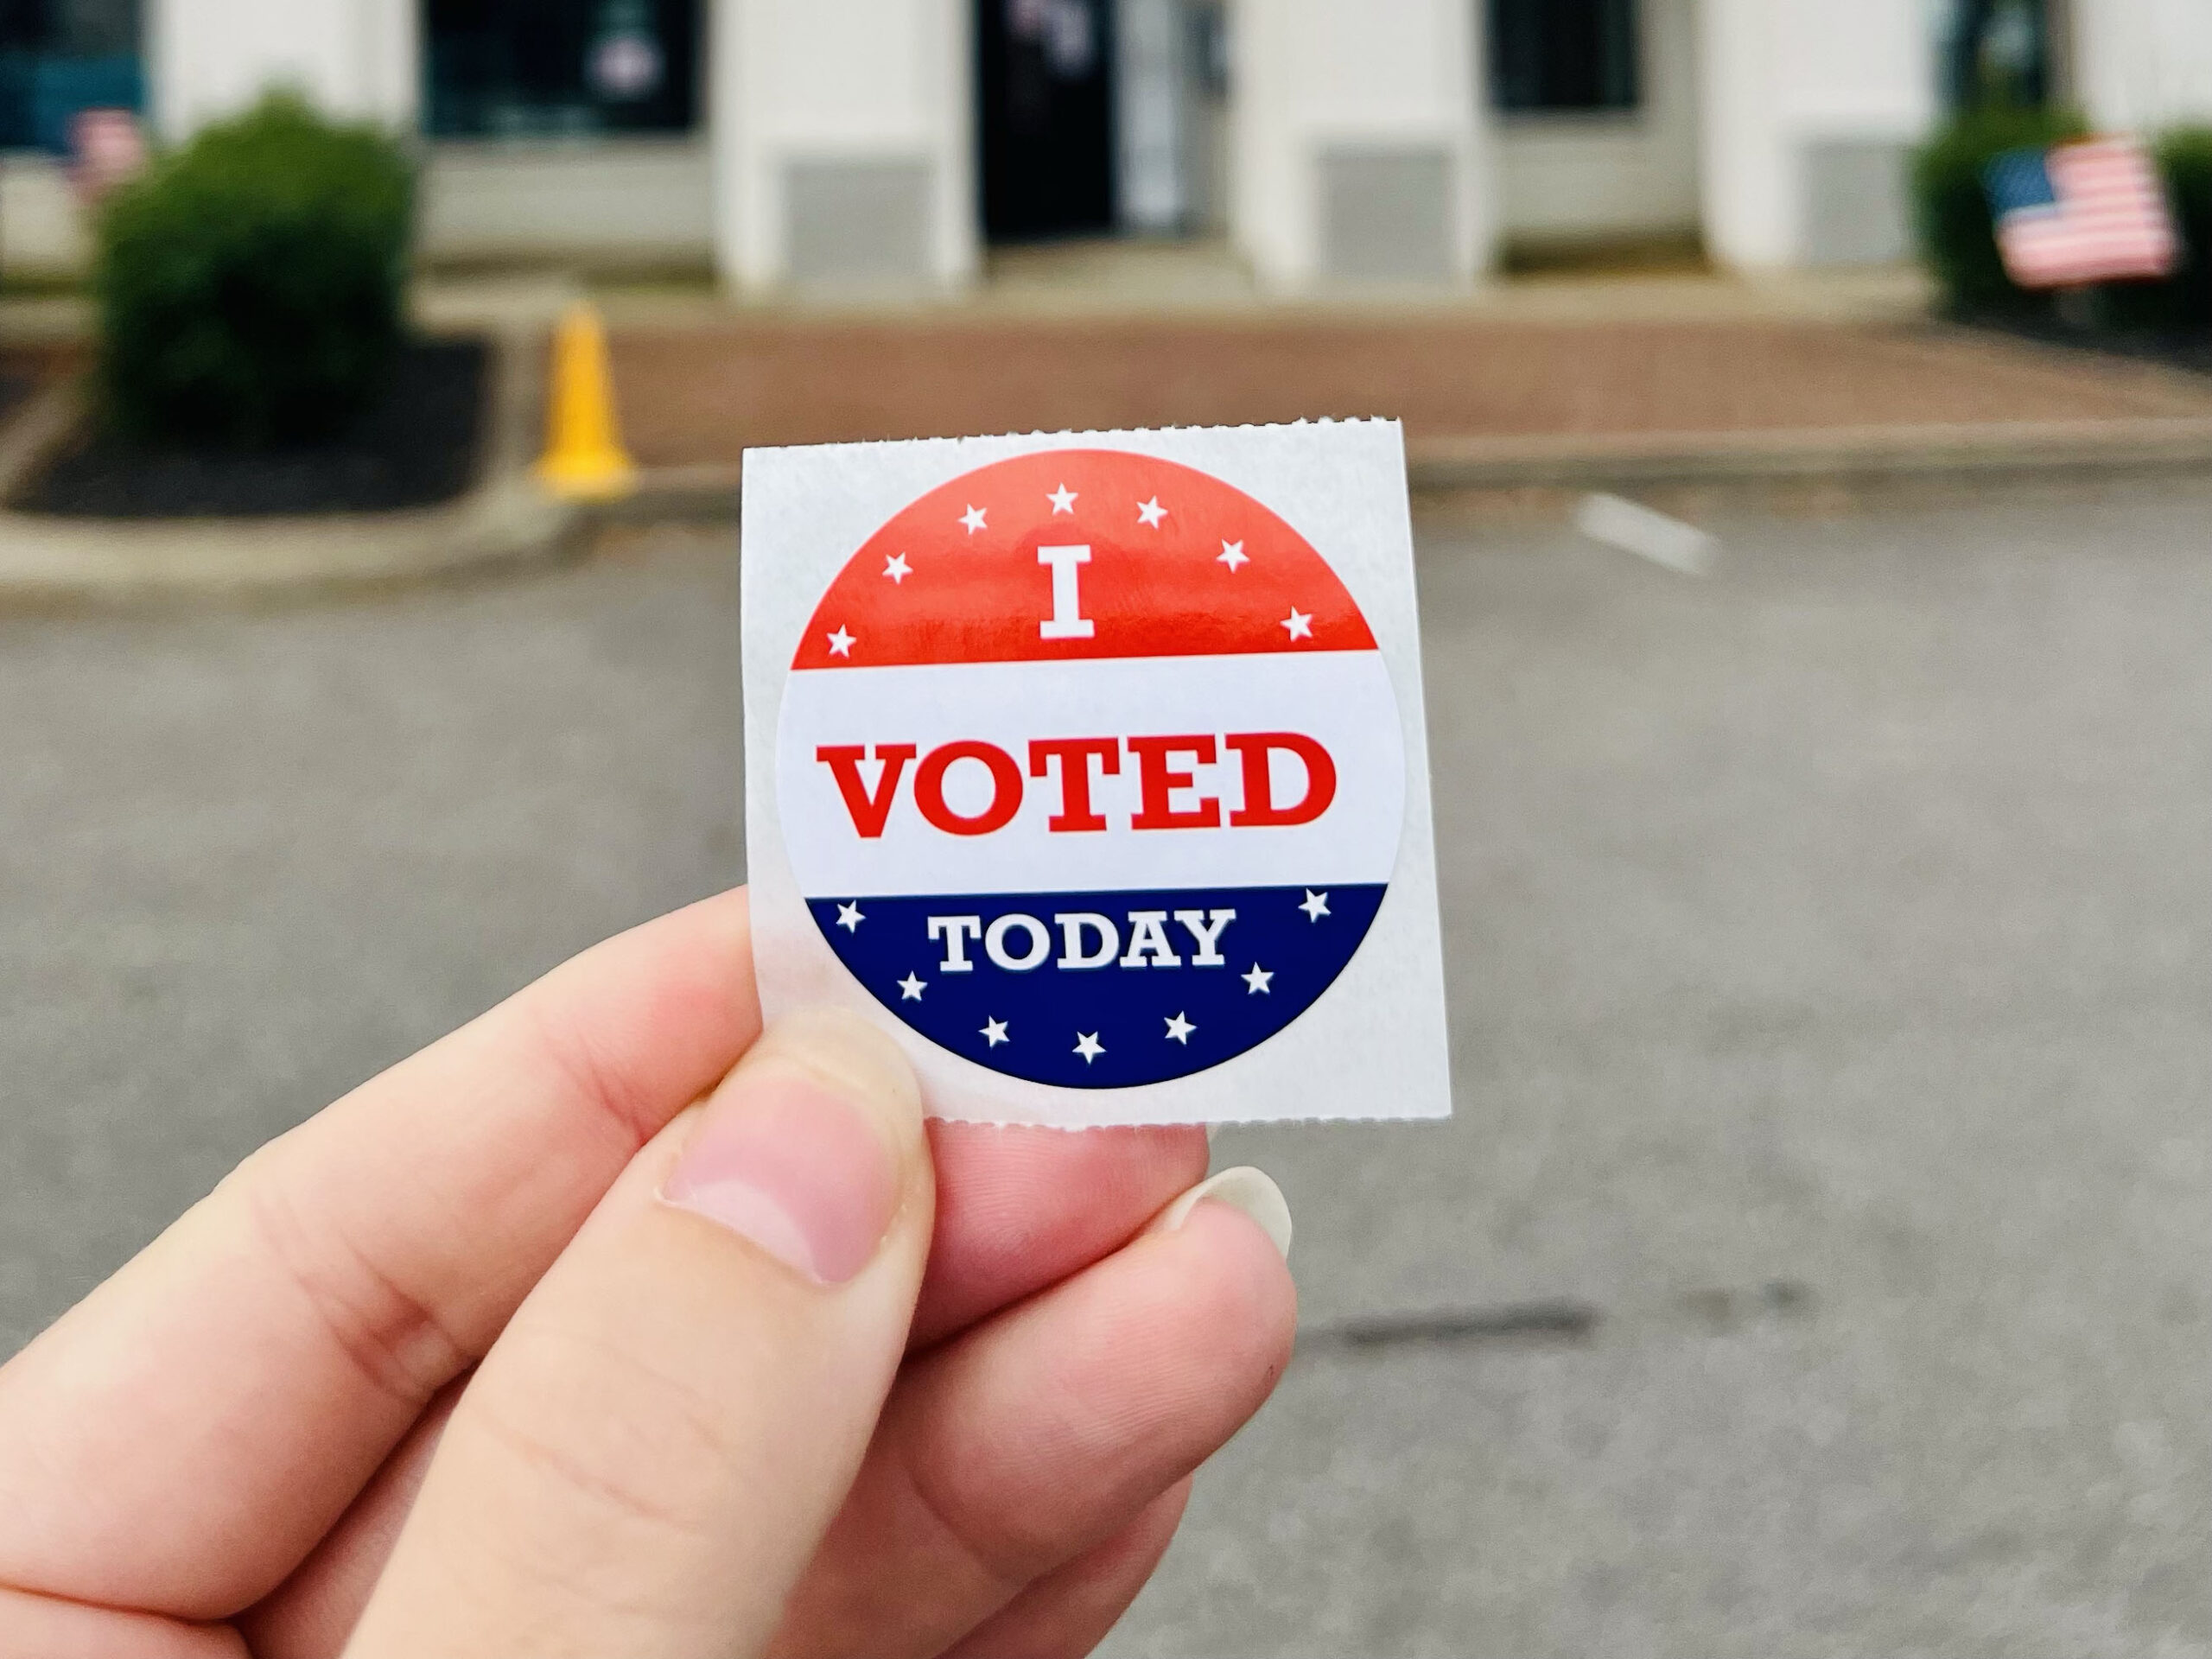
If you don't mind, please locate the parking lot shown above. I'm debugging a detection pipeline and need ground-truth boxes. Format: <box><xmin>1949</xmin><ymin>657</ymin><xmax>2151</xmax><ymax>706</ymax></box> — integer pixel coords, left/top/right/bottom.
<box><xmin>3</xmin><ymin>479</ymin><xmax>2205</xmax><ymax>1656</ymax></box>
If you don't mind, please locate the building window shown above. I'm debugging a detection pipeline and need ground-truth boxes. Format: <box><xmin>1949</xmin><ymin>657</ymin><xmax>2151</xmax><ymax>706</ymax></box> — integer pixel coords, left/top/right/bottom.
<box><xmin>0</xmin><ymin>0</ymin><xmax>141</xmax><ymax>152</ymax></box>
<box><xmin>1941</xmin><ymin>0</ymin><xmax>2049</xmax><ymax>113</ymax></box>
<box><xmin>424</xmin><ymin>0</ymin><xmax>698</xmax><ymax>139</ymax></box>
<box><xmin>1490</xmin><ymin>0</ymin><xmax>1638</xmax><ymax>114</ymax></box>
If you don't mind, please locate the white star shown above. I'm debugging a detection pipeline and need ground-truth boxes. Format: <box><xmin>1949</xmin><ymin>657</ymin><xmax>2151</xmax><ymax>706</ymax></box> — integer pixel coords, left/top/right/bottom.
<box><xmin>897</xmin><ymin>972</ymin><xmax>926</xmax><ymax>1001</ymax></box>
<box><xmin>980</xmin><ymin>1016</ymin><xmax>1009</xmax><ymax>1046</ymax></box>
<box><xmin>1243</xmin><ymin>963</ymin><xmax>1274</xmax><ymax>995</ymax></box>
<box><xmin>1073</xmin><ymin>1031</ymin><xmax>1105</xmax><ymax>1064</ymax></box>
<box><xmin>1164</xmin><ymin>1012</ymin><xmax>1195</xmax><ymax>1044</ymax></box>
<box><xmin>1047</xmin><ymin>483</ymin><xmax>1077</xmax><ymax>515</ymax></box>
<box><xmin>835</xmin><ymin>901</ymin><xmax>864</xmax><ymax>932</ymax></box>
<box><xmin>960</xmin><ymin>504</ymin><xmax>988</xmax><ymax>534</ymax></box>
<box><xmin>882</xmin><ymin>553</ymin><xmax>912</xmax><ymax>583</ymax></box>
<box><xmin>825</xmin><ymin>625</ymin><xmax>856</xmax><ymax>658</ymax></box>
<box><xmin>1300</xmin><ymin>889</ymin><xmax>1331</xmax><ymax>922</ymax></box>
<box><xmin>1136</xmin><ymin>496</ymin><xmax>1167</xmax><ymax>529</ymax></box>
<box><xmin>1217</xmin><ymin>539</ymin><xmax>1248</xmax><ymax>571</ymax></box>
<box><xmin>1281</xmin><ymin>607</ymin><xmax>1313</xmax><ymax>641</ymax></box>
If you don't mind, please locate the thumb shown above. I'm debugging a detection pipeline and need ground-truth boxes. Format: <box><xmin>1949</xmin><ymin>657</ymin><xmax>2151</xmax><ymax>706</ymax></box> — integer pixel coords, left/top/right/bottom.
<box><xmin>343</xmin><ymin>1007</ymin><xmax>932</xmax><ymax>1659</ymax></box>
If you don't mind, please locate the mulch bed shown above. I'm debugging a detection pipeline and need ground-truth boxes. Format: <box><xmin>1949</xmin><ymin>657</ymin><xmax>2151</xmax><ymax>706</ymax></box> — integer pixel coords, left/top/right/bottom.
<box><xmin>19</xmin><ymin>339</ymin><xmax>487</xmax><ymax>518</ymax></box>
<box><xmin>1969</xmin><ymin>315</ymin><xmax>2212</xmax><ymax>380</ymax></box>
<box><xmin>0</xmin><ymin>344</ymin><xmax>79</xmax><ymax>428</ymax></box>
<box><xmin>0</xmin><ymin>365</ymin><xmax>41</xmax><ymax>428</ymax></box>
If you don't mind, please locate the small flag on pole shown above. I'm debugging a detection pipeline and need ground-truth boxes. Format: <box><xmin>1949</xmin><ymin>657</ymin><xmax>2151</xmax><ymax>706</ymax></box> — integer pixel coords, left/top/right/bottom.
<box><xmin>1984</xmin><ymin>137</ymin><xmax>2178</xmax><ymax>289</ymax></box>
<box><xmin>67</xmin><ymin>108</ymin><xmax>146</xmax><ymax>207</ymax></box>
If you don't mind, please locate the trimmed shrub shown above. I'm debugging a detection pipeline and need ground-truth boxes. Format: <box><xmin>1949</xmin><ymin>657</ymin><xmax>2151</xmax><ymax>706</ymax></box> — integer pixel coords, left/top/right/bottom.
<box><xmin>92</xmin><ymin>92</ymin><xmax>416</xmax><ymax>448</ymax></box>
<box><xmin>1912</xmin><ymin>105</ymin><xmax>2088</xmax><ymax>318</ymax></box>
<box><xmin>2160</xmin><ymin>127</ymin><xmax>2212</xmax><ymax>327</ymax></box>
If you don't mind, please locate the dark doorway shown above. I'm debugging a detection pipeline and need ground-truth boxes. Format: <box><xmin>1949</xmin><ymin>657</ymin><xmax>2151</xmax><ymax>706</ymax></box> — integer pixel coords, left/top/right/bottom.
<box><xmin>978</xmin><ymin>0</ymin><xmax>1116</xmax><ymax>240</ymax></box>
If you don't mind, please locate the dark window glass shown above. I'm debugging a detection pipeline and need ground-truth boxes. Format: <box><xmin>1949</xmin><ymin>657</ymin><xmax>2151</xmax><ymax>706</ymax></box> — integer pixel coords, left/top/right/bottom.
<box><xmin>0</xmin><ymin>0</ymin><xmax>141</xmax><ymax>152</ymax></box>
<box><xmin>1941</xmin><ymin>0</ymin><xmax>2049</xmax><ymax>113</ymax></box>
<box><xmin>1490</xmin><ymin>0</ymin><xmax>1639</xmax><ymax>114</ymax></box>
<box><xmin>424</xmin><ymin>0</ymin><xmax>698</xmax><ymax>139</ymax></box>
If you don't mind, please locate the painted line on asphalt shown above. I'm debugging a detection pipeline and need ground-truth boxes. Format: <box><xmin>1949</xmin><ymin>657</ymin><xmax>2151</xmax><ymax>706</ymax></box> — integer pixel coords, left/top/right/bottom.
<box><xmin>1573</xmin><ymin>491</ymin><xmax>1719</xmax><ymax>577</ymax></box>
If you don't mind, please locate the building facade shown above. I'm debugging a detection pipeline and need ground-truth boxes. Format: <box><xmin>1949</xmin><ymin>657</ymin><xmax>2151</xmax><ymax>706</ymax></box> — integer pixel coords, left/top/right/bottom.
<box><xmin>3</xmin><ymin>0</ymin><xmax>2210</xmax><ymax>288</ymax></box>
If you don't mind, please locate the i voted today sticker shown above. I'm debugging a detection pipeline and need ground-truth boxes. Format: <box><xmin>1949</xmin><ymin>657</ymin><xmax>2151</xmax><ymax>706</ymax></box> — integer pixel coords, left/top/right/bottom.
<box><xmin>744</xmin><ymin>423</ymin><xmax>1450</xmax><ymax>1127</ymax></box>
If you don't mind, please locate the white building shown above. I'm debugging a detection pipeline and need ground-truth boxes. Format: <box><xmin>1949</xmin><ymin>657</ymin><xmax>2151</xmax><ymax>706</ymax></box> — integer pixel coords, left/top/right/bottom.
<box><xmin>3</xmin><ymin>0</ymin><xmax>2209</xmax><ymax>290</ymax></box>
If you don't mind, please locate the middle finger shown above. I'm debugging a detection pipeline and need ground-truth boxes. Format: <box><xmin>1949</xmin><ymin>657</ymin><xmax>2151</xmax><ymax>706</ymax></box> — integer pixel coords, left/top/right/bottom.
<box><xmin>912</xmin><ymin>1122</ymin><xmax>1209</xmax><ymax>1346</ymax></box>
<box><xmin>772</xmin><ymin>1195</ymin><xmax>1295</xmax><ymax>1659</ymax></box>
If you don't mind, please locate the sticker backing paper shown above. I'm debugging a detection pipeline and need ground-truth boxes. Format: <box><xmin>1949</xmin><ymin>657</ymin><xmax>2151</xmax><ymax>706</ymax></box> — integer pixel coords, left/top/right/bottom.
<box><xmin>742</xmin><ymin>422</ymin><xmax>1449</xmax><ymax>1127</ymax></box>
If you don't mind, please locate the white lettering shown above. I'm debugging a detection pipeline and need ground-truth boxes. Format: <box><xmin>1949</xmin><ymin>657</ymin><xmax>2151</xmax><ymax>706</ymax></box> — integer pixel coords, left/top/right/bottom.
<box><xmin>1172</xmin><ymin>908</ymin><xmax>1236</xmax><ymax>966</ymax></box>
<box><xmin>1037</xmin><ymin>544</ymin><xmax>1095</xmax><ymax>639</ymax></box>
<box><xmin>927</xmin><ymin>914</ymin><xmax>982</xmax><ymax>972</ymax></box>
<box><xmin>985</xmin><ymin>912</ymin><xmax>1052</xmax><ymax>971</ymax></box>
<box><xmin>1054</xmin><ymin>912</ymin><xmax>1121</xmax><ymax>969</ymax></box>
<box><xmin>1119</xmin><ymin>911</ymin><xmax>1182</xmax><ymax>968</ymax></box>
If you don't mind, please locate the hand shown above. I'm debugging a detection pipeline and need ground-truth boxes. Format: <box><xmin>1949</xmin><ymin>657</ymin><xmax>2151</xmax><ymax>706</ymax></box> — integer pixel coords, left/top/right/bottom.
<box><xmin>0</xmin><ymin>888</ymin><xmax>1296</xmax><ymax>1657</ymax></box>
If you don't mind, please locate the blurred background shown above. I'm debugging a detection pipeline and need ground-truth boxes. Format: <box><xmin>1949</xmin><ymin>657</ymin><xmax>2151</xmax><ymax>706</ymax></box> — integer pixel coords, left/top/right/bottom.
<box><xmin>0</xmin><ymin>2</ymin><xmax>2183</xmax><ymax>284</ymax></box>
<box><xmin>0</xmin><ymin>1</ymin><xmax>2209</xmax><ymax>1655</ymax></box>
<box><xmin>0</xmin><ymin>0</ymin><xmax>2194</xmax><ymax>287</ymax></box>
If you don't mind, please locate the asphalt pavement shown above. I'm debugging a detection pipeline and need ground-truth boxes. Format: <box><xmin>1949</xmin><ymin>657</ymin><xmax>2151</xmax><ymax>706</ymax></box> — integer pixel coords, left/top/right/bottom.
<box><xmin>2</xmin><ymin>480</ymin><xmax>2206</xmax><ymax>1656</ymax></box>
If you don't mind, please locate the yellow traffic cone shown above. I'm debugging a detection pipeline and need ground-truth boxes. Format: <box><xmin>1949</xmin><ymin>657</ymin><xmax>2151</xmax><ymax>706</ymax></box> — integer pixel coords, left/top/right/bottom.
<box><xmin>535</xmin><ymin>301</ymin><xmax>638</xmax><ymax>501</ymax></box>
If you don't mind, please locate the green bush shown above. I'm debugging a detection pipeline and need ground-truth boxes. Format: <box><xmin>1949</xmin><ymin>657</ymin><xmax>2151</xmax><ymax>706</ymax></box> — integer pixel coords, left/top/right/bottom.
<box><xmin>2159</xmin><ymin>127</ymin><xmax>2212</xmax><ymax>327</ymax></box>
<box><xmin>92</xmin><ymin>92</ymin><xmax>416</xmax><ymax>448</ymax></box>
<box><xmin>1912</xmin><ymin>105</ymin><xmax>2088</xmax><ymax>318</ymax></box>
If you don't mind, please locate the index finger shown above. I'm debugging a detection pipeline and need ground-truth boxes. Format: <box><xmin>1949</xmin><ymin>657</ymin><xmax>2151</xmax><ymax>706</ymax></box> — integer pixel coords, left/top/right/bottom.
<box><xmin>0</xmin><ymin>887</ymin><xmax>765</xmax><ymax>1623</ymax></box>
<box><xmin>0</xmin><ymin>888</ymin><xmax>1205</xmax><ymax>1630</ymax></box>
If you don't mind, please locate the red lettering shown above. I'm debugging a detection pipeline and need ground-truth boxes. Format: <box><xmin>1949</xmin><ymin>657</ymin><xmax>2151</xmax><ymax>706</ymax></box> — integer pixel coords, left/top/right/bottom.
<box><xmin>1127</xmin><ymin>734</ymin><xmax>1220</xmax><ymax>830</ymax></box>
<box><xmin>825</xmin><ymin>731</ymin><xmax>1330</xmax><ymax>837</ymax></box>
<box><xmin>816</xmin><ymin>742</ymin><xmax>916</xmax><ymax>838</ymax></box>
<box><xmin>1027</xmin><ymin>736</ymin><xmax>1121</xmax><ymax>832</ymax></box>
<box><xmin>914</xmin><ymin>741</ymin><xmax>1024</xmax><ymax>836</ymax></box>
<box><xmin>1224</xmin><ymin>732</ymin><xmax>1338</xmax><ymax>828</ymax></box>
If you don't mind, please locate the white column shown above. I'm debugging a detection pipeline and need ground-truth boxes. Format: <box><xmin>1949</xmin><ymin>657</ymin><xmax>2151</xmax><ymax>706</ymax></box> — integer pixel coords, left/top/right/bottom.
<box><xmin>149</xmin><ymin>0</ymin><xmax>416</xmax><ymax>139</ymax></box>
<box><xmin>2069</xmin><ymin>0</ymin><xmax>2212</xmax><ymax>131</ymax></box>
<box><xmin>1698</xmin><ymin>0</ymin><xmax>1935</xmax><ymax>270</ymax></box>
<box><xmin>711</xmin><ymin>0</ymin><xmax>976</xmax><ymax>294</ymax></box>
<box><xmin>1118</xmin><ymin>0</ymin><xmax>1188</xmax><ymax>232</ymax></box>
<box><xmin>1230</xmin><ymin>0</ymin><xmax>1491</xmax><ymax>291</ymax></box>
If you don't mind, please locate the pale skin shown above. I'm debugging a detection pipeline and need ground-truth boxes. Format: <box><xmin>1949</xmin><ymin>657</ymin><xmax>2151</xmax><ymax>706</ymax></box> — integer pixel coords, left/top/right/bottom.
<box><xmin>0</xmin><ymin>887</ymin><xmax>1297</xmax><ymax>1657</ymax></box>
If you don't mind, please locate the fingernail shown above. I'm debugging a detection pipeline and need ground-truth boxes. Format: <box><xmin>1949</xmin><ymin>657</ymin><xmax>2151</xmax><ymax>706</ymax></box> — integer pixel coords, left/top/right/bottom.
<box><xmin>1149</xmin><ymin>1166</ymin><xmax>1294</xmax><ymax>1260</ymax></box>
<box><xmin>660</xmin><ymin>1009</ymin><xmax>917</xmax><ymax>1284</ymax></box>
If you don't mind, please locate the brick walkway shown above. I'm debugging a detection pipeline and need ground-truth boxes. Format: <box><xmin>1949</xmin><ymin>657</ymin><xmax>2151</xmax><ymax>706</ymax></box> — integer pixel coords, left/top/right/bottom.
<box><xmin>607</xmin><ymin>314</ymin><xmax>2212</xmax><ymax>469</ymax></box>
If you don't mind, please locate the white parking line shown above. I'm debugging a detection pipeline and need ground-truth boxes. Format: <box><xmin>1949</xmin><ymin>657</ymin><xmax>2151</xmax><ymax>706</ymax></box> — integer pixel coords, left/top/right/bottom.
<box><xmin>1573</xmin><ymin>492</ymin><xmax>1719</xmax><ymax>578</ymax></box>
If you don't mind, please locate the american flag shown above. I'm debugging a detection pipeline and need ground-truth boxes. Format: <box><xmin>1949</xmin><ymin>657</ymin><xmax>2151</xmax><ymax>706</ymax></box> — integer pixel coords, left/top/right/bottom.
<box><xmin>67</xmin><ymin>108</ymin><xmax>145</xmax><ymax>207</ymax></box>
<box><xmin>1984</xmin><ymin>137</ymin><xmax>2179</xmax><ymax>289</ymax></box>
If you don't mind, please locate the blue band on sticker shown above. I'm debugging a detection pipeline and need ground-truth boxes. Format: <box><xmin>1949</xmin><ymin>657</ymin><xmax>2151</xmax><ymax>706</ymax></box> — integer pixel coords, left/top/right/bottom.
<box><xmin>808</xmin><ymin>883</ymin><xmax>1386</xmax><ymax>1088</ymax></box>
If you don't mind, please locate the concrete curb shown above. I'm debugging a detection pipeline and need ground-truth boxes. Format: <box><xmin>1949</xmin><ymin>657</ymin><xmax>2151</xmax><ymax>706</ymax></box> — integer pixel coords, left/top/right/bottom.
<box><xmin>0</xmin><ymin>327</ymin><xmax>579</xmax><ymax>605</ymax></box>
<box><xmin>602</xmin><ymin>415</ymin><xmax>2212</xmax><ymax>523</ymax></box>
<box><xmin>1405</xmin><ymin>416</ymin><xmax>2212</xmax><ymax>490</ymax></box>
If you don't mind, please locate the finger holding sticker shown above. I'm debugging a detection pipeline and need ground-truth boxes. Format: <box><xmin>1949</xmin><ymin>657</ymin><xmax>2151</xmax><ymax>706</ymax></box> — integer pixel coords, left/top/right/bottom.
<box><xmin>745</xmin><ymin>425</ymin><xmax>1450</xmax><ymax>1127</ymax></box>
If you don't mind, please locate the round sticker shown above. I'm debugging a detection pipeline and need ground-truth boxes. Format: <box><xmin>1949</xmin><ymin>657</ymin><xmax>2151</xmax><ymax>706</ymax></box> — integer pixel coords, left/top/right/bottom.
<box><xmin>777</xmin><ymin>448</ymin><xmax>1404</xmax><ymax>1088</ymax></box>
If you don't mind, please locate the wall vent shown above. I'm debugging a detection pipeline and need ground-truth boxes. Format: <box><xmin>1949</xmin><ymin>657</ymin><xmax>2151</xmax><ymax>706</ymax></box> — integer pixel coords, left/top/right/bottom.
<box><xmin>785</xmin><ymin>158</ymin><xmax>933</xmax><ymax>289</ymax></box>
